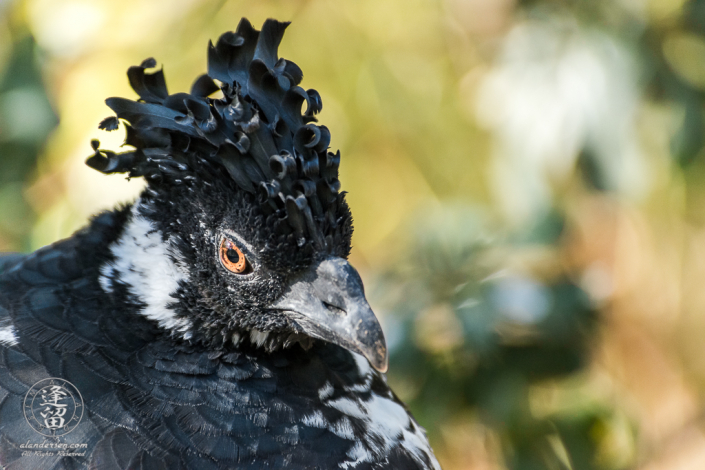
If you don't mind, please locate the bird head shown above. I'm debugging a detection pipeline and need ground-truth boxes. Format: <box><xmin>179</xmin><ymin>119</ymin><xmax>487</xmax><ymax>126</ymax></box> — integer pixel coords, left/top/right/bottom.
<box><xmin>88</xmin><ymin>18</ymin><xmax>388</xmax><ymax>372</ymax></box>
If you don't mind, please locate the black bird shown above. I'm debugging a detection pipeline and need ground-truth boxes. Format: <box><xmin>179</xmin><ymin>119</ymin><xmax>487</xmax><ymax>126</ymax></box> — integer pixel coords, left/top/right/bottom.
<box><xmin>0</xmin><ymin>18</ymin><xmax>441</xmax><ymax>470</ymax></box>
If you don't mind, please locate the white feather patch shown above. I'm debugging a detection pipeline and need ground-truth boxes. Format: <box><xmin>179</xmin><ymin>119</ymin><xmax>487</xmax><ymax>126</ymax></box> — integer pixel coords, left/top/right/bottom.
<box><xmin>99</xmin><ymin>206</ymin><xmax>191</xmax><ymax>334</ymax></box>
<box><xmin>318</xmin><ymin>382</ymin><xmax>334</xmax><ymax>400</ymax></box>
<box><xmin>351</xmin><ymin>352</ymin><xmax>372</xmax><ymax>378</ymax></box>
<box><xmin>0</xmin><ymin>323</ymin><xmax>18</xmax><ymax>346</ymax></box>
<box><xmin>340</xmin><ymin>442</ymin><xmax>373</xmax><ymax>469</ymax></box>
<box><xmin>330</xmin><ymin>416</ymin><xmax>355</xmax><ymax>440</ymax></box>
<box><xmin>249</xmin><ymin>329</ymin><xmax>269</xmax><ymax>347</ymax></box>
<box><xmin>302</xmin><ymin>410</ymin><xmax>328</xmax><ymax>429</ymax></box>
<box><xmin>327</xmin><ymin>397</ymin><xmax>366</xmax><ymax>419</ymax></box>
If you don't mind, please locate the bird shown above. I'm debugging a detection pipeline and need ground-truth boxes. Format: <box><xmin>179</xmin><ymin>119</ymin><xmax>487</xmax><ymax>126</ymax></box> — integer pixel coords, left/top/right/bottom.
<box><xmin>0</xmin><ymin>18</ymin><xmax>441</xmax><ymax>470</ymax></box>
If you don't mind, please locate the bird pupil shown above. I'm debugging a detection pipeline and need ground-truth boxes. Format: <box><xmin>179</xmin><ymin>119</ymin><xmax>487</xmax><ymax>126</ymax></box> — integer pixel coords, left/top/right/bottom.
<box><xmin>226</xmin><ymin>248</ymin><xmax>240</xmax><ymax>264</ymax></box>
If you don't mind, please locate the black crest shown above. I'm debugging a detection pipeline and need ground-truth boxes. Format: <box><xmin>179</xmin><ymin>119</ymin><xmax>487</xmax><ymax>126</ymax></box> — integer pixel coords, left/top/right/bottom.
<box><xmin>87</xmin><ymin>18</ymin><xmax>351</xmax><ymax>251</ymax></box>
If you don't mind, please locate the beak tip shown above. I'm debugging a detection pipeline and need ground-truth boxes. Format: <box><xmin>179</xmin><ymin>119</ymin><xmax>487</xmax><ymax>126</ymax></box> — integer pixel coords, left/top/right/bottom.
<box><xmin>365</xmin><ymin>346</ymin><xmax>389</xmax><ymax>373</ymax></box>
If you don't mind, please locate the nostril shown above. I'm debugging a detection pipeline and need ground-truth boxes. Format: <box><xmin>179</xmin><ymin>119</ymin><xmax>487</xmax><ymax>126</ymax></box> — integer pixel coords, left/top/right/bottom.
<box><xmin>323</xmin><ymin>302</ymin><xmax>346</xmax><ymax>317</ymax></box>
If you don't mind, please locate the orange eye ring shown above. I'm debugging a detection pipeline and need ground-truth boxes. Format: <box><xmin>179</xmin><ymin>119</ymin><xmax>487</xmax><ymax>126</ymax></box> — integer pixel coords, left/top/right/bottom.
<box><xmin>219</xmin><ymin>238</ymin><xmax>249</xmax><ymax>274</ymax></box>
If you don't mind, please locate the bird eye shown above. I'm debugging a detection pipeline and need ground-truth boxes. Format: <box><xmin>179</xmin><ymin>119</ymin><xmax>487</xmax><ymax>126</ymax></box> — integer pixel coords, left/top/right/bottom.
<box><xmin>219</xmin><ymin>238</ymin><xmax>251</xmax><ymax>274</ymax></box>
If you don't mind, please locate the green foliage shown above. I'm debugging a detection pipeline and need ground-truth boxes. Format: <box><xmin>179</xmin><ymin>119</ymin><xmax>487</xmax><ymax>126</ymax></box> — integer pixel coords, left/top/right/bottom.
<box><xmin>375</xmin><ymin>205</ymin><xmax>631</xmax><ymax>469</ymax></box>
<box><xmin>0</xmin><ymin>26</ymin><xmax>58</xmax><ymax>251</ymax></box>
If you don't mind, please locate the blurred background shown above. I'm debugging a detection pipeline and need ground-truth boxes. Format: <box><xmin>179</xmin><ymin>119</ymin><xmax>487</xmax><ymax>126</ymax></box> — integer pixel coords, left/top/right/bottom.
<box><xmin>1</xmin><ymin>0</ymin><xmax>705</xmax><ymax>468</ymax></box>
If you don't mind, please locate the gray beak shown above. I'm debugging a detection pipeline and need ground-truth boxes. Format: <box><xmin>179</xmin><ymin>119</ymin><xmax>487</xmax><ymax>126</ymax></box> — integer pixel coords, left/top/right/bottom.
<box><xmin>270</xmin><ymin>256</ymin><xmax>388</xmax><ymax>372</ymax></box>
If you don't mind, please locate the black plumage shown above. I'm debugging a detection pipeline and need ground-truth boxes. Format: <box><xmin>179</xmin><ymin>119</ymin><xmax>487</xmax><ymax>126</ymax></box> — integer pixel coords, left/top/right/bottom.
<box><xmin>0</xmin><ymin>18</ymin><xmax>440</xmax><ymax>470</ymax></box>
